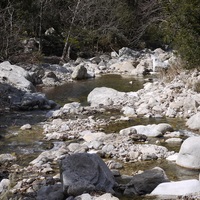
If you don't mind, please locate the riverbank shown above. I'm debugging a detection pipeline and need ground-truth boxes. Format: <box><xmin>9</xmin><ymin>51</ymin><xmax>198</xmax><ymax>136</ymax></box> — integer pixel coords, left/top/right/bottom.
<box><xmin>0</xmin><ymin>47</ymin><xmax>200</xmax><ymax>199</ymax></box>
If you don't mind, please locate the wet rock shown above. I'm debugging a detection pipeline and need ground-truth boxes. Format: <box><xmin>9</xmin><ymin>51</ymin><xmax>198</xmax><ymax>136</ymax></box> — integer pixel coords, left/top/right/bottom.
<box><xmin>123</xmin><ymin>167</ymin><xmax>169</xmax><ymax>196</ymax></box>
<box><xmin>151</xmin><ymin>179</ymin><xmax>200</xmax><ymax>197</ymax></box>
<box><xmin>60</xmin><ymin>153</ymin><xmax>116</xmax><ymax>196</ymax></box>
<box><xmin>176</xmin><ymin>136</ymin><xmax>200</xmax><ymax>169</ymax></box>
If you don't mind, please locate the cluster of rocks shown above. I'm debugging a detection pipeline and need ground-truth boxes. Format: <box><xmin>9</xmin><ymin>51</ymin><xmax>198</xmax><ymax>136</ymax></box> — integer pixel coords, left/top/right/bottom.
<box><xmin>1</xmin><ymin>47</ymin><xmax>200</xmax><ymax>199</ymax></box>
<box><xmin>1</xmin><ymin>98</ymin><xmax>200</xmax><ymax>199</ymax></box>
<box><xmin>0</xmin><ymin>47</ymin><xmax>173</xmax><ymax>111</ymax></box>
<box><xmin>87</xmin><ymin>77</ymin><xmax>200</xmax><ymax>129</ymax></box>
<box><xmin>62</xmin><ymin>47</ymin><xmax>173</xmax><ymax>80</ymax></box>
<box><xmin>0</xmin><ymin>61</ymin><xmax>58</xmax><ymax>111</ymax></box>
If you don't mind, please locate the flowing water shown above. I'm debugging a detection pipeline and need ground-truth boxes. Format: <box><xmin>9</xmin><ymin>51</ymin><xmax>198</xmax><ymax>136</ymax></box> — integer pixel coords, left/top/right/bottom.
<box><xmin>0</xmin><ymin>74</ymin><xmax>200</xmax><ymax>199</ymax></box>
<box><xmin>0</xmin><ymin>74</ymin><xmax>144</xmax><ymax>165</ymax></box>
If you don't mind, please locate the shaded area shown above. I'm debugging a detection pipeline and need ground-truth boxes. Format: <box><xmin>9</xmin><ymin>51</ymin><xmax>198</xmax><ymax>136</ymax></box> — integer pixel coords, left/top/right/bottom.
<box><xmin>0</xmin><ymin>82</ymin><xmax>24</xmax><ymax>113</ymax></box>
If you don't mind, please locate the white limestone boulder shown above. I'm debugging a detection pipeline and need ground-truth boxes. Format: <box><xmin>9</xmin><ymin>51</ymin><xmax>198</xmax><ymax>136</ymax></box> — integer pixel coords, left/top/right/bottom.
<box><xmin>186</xmin><ymin>112</ymin><xmax>200</xmax><ymax>130</ymax></box>
<box><xmin>176</xmin><ymin>136</ymin><xmax>200</xmax><ymax>169</ymax></box>
<box><xmin>87</xmin><ymin>87</ymin><xmax>127</xmax><ymax>107</ymax></box>
<box><xmin>151</xmin><ymin>179</ymin><xmax>200</xmax><ymax>197</ymax></box>
<box><xmin>109</xmin><ymin>60</ymin><xmax>135</xmax><ymax>73</ymax></box>
<box><xmin>132</xmin><ymin>123</ymin><xmax>173</xmax><ymax>137</ymax></box>
<box><xmin>0</xmin><ymin>61</ymin><xmax>35</xmax><ymax>92</ymax></box>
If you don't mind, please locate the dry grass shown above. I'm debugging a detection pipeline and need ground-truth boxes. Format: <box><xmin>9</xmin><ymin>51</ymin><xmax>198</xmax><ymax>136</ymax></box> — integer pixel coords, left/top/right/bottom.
<box><xmin>158</xmin><ymin>58</ymin><xmax>200</xmax><ymax>93</ymax></box>
<box><xmin>158</xmin><ymin>59</ymin><xmax>183</xmax><ymax>82</ymax></box>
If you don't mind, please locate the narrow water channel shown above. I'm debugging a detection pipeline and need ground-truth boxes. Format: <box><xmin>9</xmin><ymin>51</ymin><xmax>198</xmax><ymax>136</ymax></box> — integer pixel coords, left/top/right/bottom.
<box><xmin>0</xmin><ymin>74</ymin><xmax>144</xmax><ymax>165</ymax></box>
<box><xmin>0</xmin><ymin>74</ymin><xmax>199</xmax><ymax>199</ymax></box>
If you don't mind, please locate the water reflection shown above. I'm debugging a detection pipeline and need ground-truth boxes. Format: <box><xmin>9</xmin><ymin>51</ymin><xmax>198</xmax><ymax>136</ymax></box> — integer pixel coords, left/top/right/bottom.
<box><xmin>38</xmin><ymin>74</ymin><xmax>144</xmax><ymax>105</ymax></box>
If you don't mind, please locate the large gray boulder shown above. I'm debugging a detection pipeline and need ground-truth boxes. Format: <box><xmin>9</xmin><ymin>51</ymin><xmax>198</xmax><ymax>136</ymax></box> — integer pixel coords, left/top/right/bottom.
<box><xmin>176</xmin><ymin>136</ymin><xmax>200</xmax><ymax>169</ymax></box>
<box><xmin>60</xmin><ymin>153</ymin><xmax>116</xmax><ymax>196</ymax></box>
<box><xmin>123</xmin><ymin>167</ymin><xmax>169</xmax><ymax>196</ymax></box>
<box><xmin>186</xmin><ymin>112</ymin><xmax>200</xmax><ymax>130</ymax></box>
<box><xmin>0</xmin><ymin>61</ymin><xmax>35</xmax><ymax>92</ymax></box>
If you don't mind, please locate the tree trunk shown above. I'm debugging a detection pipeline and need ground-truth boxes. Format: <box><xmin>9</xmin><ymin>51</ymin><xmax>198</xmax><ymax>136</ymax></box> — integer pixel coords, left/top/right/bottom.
<box><xmin>61</xmin><ymin>0</ymin><xmax>81</xmax><ymax>61</ymax></box>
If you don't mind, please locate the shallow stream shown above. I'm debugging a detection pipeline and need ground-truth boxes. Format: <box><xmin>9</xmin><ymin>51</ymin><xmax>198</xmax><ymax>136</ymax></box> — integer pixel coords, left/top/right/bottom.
<box><xmin>0</xmin><ymin>74</ymin><xmax>200</xmax><ymax>199</ymax></box>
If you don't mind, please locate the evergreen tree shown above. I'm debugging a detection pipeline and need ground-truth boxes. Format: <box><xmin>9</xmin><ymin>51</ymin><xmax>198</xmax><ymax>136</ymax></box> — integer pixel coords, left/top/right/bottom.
<box><xmin>164</xmin><ymin>0</ymin><xmax>200</xmax><ymax>68</ymax></box>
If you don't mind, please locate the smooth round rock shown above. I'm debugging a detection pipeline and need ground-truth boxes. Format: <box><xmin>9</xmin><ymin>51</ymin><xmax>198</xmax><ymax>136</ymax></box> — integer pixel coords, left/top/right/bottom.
<box><xmin>176</xmin><ymin>136</ymin><xmax>200</xmax><ymax>169</ymax></box>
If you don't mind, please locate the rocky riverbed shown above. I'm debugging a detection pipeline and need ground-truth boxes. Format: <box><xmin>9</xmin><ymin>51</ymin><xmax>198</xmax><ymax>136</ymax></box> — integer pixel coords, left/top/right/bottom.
<box><xmin>0</xmin><ymin>47</ymin><xmax>200</xmax><ymax>200</ymax></box>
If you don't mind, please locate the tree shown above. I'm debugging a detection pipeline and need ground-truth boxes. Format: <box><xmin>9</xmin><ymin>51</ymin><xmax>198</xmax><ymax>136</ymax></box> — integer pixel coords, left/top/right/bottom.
<box><xmin>129</xmin><ymin>0</ymin><xmax>164</xmax><ymax>46</ymax></box>
<box><xmin>61</xmin><ymin>0</ymin><xmax>81</xmax><ymax>61</ymax></box>
<box><xmin>0</xmin><ymin>0</ymin><xmax>21</xmax><ymax>59</ymax></box>
<box><xmin>163</xmin><ymin>0</ymin><xmax>200</xmax><ymax>68</ymax></box>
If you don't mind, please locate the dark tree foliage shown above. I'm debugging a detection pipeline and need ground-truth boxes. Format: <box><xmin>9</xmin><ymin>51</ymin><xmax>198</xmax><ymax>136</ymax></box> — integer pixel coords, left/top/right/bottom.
<box><xmin>0</xmin><ymin>0</ymin><xmax>199</xmax><ymax>68</ymax></box>
<box><xmin>163</xmin><ymin>0</ymin><xmax>200</xmax><ymax>68</ymax></box>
